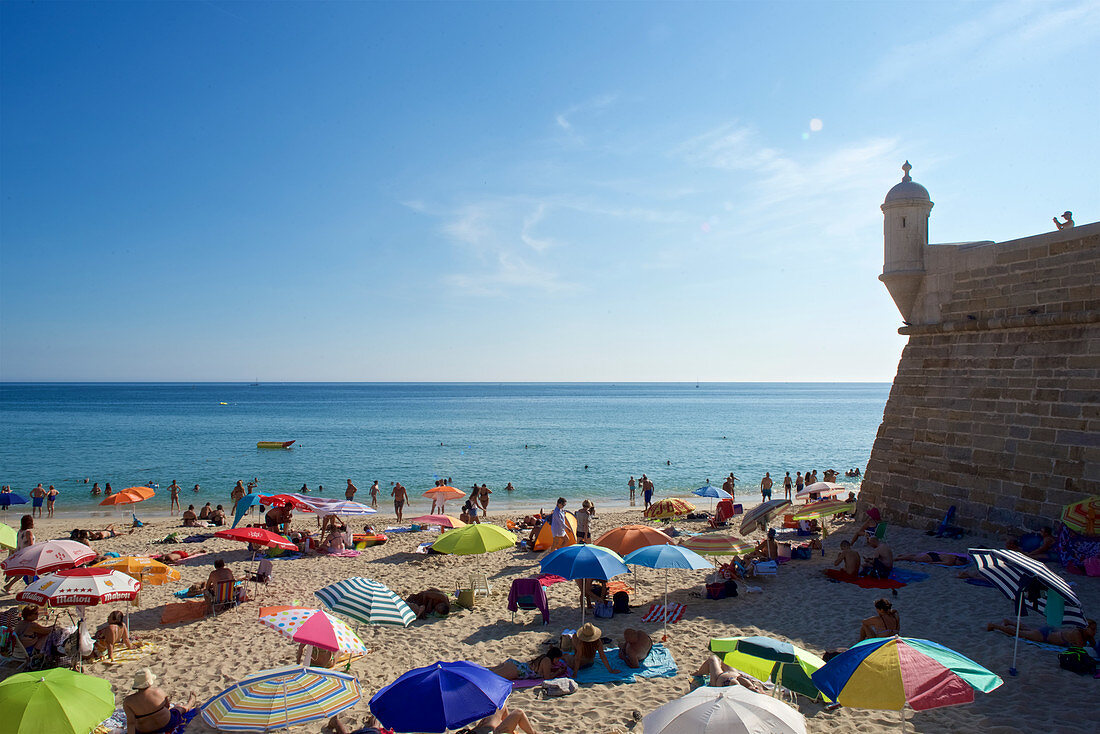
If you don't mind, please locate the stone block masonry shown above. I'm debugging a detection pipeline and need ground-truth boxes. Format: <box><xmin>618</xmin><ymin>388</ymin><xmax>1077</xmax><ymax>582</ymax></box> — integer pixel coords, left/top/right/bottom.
<box><xmin>861</xmin><ymin>166</ymin><xmax>1097</xmax><ymax>535</ymax></box>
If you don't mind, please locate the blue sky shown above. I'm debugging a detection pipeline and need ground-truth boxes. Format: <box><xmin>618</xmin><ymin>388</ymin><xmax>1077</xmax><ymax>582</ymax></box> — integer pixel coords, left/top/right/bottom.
<box><xmin>2</xmin><ymin>1</ymin><xmax>1097</xmax><ymax>382</ymax></box>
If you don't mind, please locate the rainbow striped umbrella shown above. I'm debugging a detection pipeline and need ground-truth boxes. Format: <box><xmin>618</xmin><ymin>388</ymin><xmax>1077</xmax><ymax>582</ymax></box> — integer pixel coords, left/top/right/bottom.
<box><xmin>200</xmin><ymin>666</ymin><xmax>361</xmax><ymax>732</ymax></box>
<box><xmin>792</xmin><ymin>500</ymin><xmax>854</xmax><ymax>521</ymax></box>
<box><xmin>645</xmin><ymin>498</ymin><xmax>696</xmax><ymax>520</ymax></box>
<box><xmin>810</xmin><ymin>635</ymin><xmax>1002</xmax><ymax>712</ymax></box>
<box><xmin>258</xmin><ymin>606</ymin><xmax>368</xmax><ymax>655</ymax></box>
<box><xmin>679</xmin><ymin>533</ymin><xmax>755</xmax><ymax>557</ymax></box>
<box><xmin>1062</xmin><ymin>495</ymin><xmax>1099</xmax><ymax>535</ymax></box>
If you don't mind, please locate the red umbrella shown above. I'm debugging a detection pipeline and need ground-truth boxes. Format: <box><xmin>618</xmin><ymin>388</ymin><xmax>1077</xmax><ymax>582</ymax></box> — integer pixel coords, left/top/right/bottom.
<box><xmin>259</xmin><ymin>493</ymin><xmax>312</xmax><ymax>511</ymax></box>
<box><xmin>215</xmin><ymin>527</ymin><xmax>297</xmax><ymax>551</ymax></box>
<box><xmin>17</xmin><ymin>567</ymin><xmax>141</xmax><ymax>606</ymax></box>
<box><xmin>2</xmin><ymin>540</ymin><xmax>97</xmax><ymax>577</ymax></box>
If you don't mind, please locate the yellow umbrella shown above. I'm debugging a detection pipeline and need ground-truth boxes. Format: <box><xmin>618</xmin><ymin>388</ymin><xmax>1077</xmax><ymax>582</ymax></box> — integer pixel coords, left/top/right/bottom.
<box><xmin>644</xmin><ymin>498</ymin><xmax>696</xmax><ymax>520</ymax></box>
<box><xmin>93</xmin><ymin>556</ymin><xmax>181</xmax><ymax>585</ymax></box>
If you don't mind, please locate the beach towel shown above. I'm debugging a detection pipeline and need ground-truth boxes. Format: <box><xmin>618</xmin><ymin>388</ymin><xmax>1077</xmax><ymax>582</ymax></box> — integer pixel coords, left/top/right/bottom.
<box><xmin>173</xmin><ymin>588</ymin><xmax>202</xmax><ymax>599</ymax></box>
<box><xmin>900</xmin><ymin>553</ymin><xmax>972</xmax><ymax>568</ymax></box>
<box><xmin>964</xmin><ymin>578</ymin><xmax>995</xmax><ymax>588</ymax></box>
<box><xmin>888</xmin><ymin>568</ymin><xmax>929</xmax><ymax>584</ymax></box>
<box><xmin>574</xmin><ymin>644</ymin><xmax>678</xmax><ymax>685</ymax></box>
<box><xmin>641</xmin><ymin>603</ymin><xmax>685</xmax><ymax>624</ymax></box>
<box><xmin>605</xmin><ymin>581</ymin><xmax>634</xmax><ymax>596</ymax></box>
<box><xmin>324</xmin><ymin>549</ymin><xmax>361</xmax><ymax>558</ymax></box>
<box><xmin>159</xmin><ymin>600</ymin><xmax>209</xmax><ymax>624</ymax></box>
<box><xmin>536</xmin><ymin>573</ymin><xmax>568</xmax><ymax>587</ymax></box>
<box><xmin>824</xmin><ymin>569</ymin><xmax>906</xmax><ymax>589</ymax></box>
<box><xmin>100</xmin><ymin>642</ymin><xmax>159</xmax><ymax>665</ymax></box>
<box><xmin>94</xmin><ymin>705</ymin><xmax>127</xmax><ymax>734</ymax></box>
<box><xmin>182</xmin><ymin>534</ymin><xmax>210</xmax><ymax>543</ymax></box>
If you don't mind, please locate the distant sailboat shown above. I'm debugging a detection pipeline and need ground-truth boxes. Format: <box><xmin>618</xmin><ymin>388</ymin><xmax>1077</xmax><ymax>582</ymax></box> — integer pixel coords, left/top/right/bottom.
<box><xmin>249</xmin><ymin>376</ymin><xmax>259</xmax><ymax>387</ymax></box>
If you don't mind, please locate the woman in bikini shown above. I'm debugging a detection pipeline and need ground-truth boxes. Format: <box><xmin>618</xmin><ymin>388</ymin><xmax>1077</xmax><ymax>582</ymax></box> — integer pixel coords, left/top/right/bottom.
<box><xmin>124</xmin><ymin>668</ymin><xmax>197</xmax><ymax>734</ymax></box>
<box><xmin>93</xmin><ymin>610</ymin><xmax>134</xmax><ymax>661</ymax></box>
<box><xmin>14</xmin><ymin>605</ymin><xmax>52</xmax><ymax>653</ymax></box>
<box><xmin>987</xmin><ymin>618</ymin><xmax>1097</xmax><ymax>647</ymax></box>
<box><xmin>859</xmin><ymin>598</ymin><xmax>901</xmax><ymax>640</ymax></box>
<box><xmin>488</xmin><ymin>647</ymin><xmax>566</xmax><ymax>680</ymax></box>
<box><xmin>689</xmin><ymin>654</ymin><xmax>768</xmax><ymax>692</ymax></box>
<box><xmin>565</xmin><ymin>623</ymin><xmax>620</xmax><ymax>674</ymax></box>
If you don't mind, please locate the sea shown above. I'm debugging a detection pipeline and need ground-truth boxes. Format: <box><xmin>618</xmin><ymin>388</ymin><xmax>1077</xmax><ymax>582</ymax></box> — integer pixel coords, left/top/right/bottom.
<box><xmin>0</xmin><ymin>383</ymin><xmax>888</xmax><ymax>518</ymax></box>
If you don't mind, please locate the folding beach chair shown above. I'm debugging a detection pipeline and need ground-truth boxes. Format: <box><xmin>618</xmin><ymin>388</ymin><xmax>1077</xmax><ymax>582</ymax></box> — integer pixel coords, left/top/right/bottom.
<box><xmin>208</xmin><ymin>580</ymin><xmax>239</xmax><ymax>616</ymax></box>
<box><xmin>507</xmin><ymin>578</ymin><xmax>549</xmax><ymax>624</ymax></box>
<box><xmin>469</xmin><ymin>572</ymin><xmax>492</xmax><ymax>597</ymax></box>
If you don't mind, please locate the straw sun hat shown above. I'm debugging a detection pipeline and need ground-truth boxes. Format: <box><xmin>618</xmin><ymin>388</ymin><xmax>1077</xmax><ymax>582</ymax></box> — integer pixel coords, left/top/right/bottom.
<box><xmin>576</xmin><ymin>622</ymin><xmax>601</xmax><ymax>642</ymax></box>
<box><xmin>132</xmin><ymin>668</ymin><xmax>157</xmax><ymax>689</ymax></box>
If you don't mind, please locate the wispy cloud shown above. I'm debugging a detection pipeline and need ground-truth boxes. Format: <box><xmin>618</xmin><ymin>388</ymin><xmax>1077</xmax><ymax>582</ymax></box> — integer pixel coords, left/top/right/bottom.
<box><xmin>554</xmin><ymin>94</ymin><xmax>618</xmax><ymax>139</ymax></box>
<box><xmin>444</xmin><ymin>251</ymin><xmax>573</xmax><ymax>295</ymax></box>
<box><xmin>520</xmin><ymin>203</ymin><xmax>555</xmax><ymax>252</ymax></box>
<box><xmin>863</xmin><ymin>0</ymin><xmax>1100</xmax><ymax>90</ymax></box>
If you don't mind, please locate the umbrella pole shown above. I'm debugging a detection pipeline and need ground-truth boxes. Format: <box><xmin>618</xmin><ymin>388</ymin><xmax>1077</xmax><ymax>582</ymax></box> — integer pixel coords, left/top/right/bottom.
<box><xmin>1009</xmin><ymin>592</ymin><xmax>1024</xmax><ymax>676</ymax></box>
<box><xmin>662</xmin><ymin>569</ymin><xmax>669</xmax><ymax>643</ymax></box>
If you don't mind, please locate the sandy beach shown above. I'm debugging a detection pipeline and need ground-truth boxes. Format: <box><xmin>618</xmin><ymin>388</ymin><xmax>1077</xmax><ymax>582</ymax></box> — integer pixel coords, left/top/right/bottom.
<box><xmin>2</xmin><ymin>504</ymin><xmax>1097</xmax><ymax>734</ymax></box>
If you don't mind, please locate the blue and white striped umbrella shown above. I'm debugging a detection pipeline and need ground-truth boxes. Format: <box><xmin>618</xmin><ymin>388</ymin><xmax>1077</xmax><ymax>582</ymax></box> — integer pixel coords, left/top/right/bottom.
<box><xmin>200</xmin><ymin>666</ymin><xmax>361</xmax><ymax>732</ymax></box>
<box><xmin>315</xmin><ymin>577</ymin><xmax>416</xmax><ymax>628</ymax></box>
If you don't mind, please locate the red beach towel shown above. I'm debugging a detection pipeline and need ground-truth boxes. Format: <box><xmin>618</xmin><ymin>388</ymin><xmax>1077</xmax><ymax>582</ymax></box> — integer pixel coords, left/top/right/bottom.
<box><xmin>824</xmin><ymin>568</ymin><xmax>906</xmax><ymax>589</ymax></box>
<box><xmin>536</xmin><ymin>573</ymin><xmax>567</xmax><ymax>587</ymax></box>
<box><xmin>641</xmin><ymin>603</ymin><xmax>685</xmax><ymax>623</ymax></box>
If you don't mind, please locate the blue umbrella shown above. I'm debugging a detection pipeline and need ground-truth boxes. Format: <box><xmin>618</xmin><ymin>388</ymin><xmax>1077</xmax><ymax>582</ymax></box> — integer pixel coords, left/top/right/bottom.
<box><xmin>692</xmin><ymin>485</ymin><xmax>732</xmax><ymax>500</ymax></box>
<box><xmin>624</xmin><ymin>545</ymin><xmax>711</xmax><ymax>639</ymax></box>
<box><xmin>541</xmin><ymin>544</ymin><xmax>629</xmax><ymax>625</ymax></box>
<box><xmin>369</xmin><ymin>661</ymin><xmax>511</xmax><ymax>733</ymax></box>
<box><xmin>0</xmin><ymin>494</ymin><xmax>28</xmax><ymax>507</ymax></box>
<box><xmin>232</xmin><ymin>493</ymin><xmax>263</xmax><ymax>528</ymax></box>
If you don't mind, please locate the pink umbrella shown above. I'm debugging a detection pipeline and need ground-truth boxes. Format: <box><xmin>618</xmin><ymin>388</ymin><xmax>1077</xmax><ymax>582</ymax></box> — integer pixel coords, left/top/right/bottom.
<box><xmin>258</xmin><ymin>606</ymin><xmax>368</xmax><ymax>655</ymax></box>
<box><xmin>2</xmin><ymin>540</ymin><xmax>96</xmax><ymax>577</ymax></box>
<box><xmin>17</xmin><ymin>567</ymin><xmax>141</xmax><ymax>606</ymax></box>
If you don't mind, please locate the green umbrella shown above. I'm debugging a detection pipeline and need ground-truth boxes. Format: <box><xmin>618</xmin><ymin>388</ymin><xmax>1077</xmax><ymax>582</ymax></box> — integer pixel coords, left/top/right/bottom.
<box><xmin>0</xmin><ymin>668</ymin><xmax>115</xmax><ymax>734</ymax></box>
<box><xmin>0</xmin><ymin>523</ymin><xmax>16</xmax><ymax>551</ymax></box>
<box><xmin>431</xmin><ymin>524</ymin><xmax>515</xmax><ymax>556</ymax></box>
<box><xmin>710</xmin><ymin>636</ymin><xmax>829</xmax><ymax>701</ymax></box>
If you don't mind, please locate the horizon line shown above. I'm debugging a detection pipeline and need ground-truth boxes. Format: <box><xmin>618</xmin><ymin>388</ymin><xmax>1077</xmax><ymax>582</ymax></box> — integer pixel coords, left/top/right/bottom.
<box><xmin>0</xmin><ymin>380</ymin><xmax>892</xmax><ymax>385</ymax></box>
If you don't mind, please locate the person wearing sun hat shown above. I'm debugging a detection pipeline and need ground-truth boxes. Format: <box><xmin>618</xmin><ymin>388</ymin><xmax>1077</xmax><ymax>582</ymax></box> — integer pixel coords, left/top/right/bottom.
<box><xmin>567</xmin><ymin>622</ymin><xmax>620</xmax><ymax>674</ymax></box>
<box><xmin>123</xmin><ymin>668</ymin><xmax>198</xmax><ymax>734</ymax></box>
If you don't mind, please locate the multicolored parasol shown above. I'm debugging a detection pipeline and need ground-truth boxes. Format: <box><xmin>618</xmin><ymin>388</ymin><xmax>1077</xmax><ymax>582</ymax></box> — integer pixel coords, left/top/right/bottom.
<box><xmin>679</xmin><ymin>532</ymin><xmax>755</xmax><ymax>557</ymax></box>
<box><xmin>645</xmin><ymin>498</ymin><xmax>696</xmax><ymax>520</ymax></box>
<box><xmin>1061</xmin><ymin>495</ymin><xmax>1099</xmax><ymax>535</ymax></box>
<box><xmin>200</xmin><ymin>666</ymin><xmax>362</xmax><ymax>732</ymax></box>
<box><xmin>792</xmin><ymin>500</ymin><xmax>854</xmax><ymax>521</ymax></box>
<box><xmin>258</xmin><ymin>606</ymin><xmax>368</xmax><ymax>655</ymax></box>
<box><xmin>739</xmin><ymin>499</ymin><xmax>792</xmax><ymax>536</ymax></box>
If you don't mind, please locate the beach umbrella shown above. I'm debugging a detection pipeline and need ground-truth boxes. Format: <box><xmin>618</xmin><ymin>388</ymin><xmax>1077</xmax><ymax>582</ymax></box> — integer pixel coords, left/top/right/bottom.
<box><xmin>595</xmin><ymin>524</ymin><xmax>672</xmax><ymax>557</ymax></box>
<box><xmin>642</xmin><ymin>685</ymin><xmax>807</xmax><ymax>734</ymax></box>
<box><xmin>0</xmin><ymin>523</ymin><xmax>16</xmax><ymax>550</ymax></box>
<box><xmin>231</xmin><ymin>493</ymin><xmax>263</xmax><ymax>528</ymax></box>
<box><xmin>291</xmin><ymin>495</ymin><xmax>377</xmax><ymax>516</ymax></box>
<box><xmin>258</xmin><ymin>606</ymin><xmax>368</xmax><ymax>656</ymax></box>
<box><xmin>431</xmin><ymin>523</ymin><xmax>515</xmax><ymax>556</ymax></box>
<box><xmin>792</xmin><ymin>499</ymin><xmax>854</xmax><ymax>521</ymax></box>
<box><xmin>645</xmin><ymin>498</ymin><xmax>696</xmax><ymax>520</ymax></box>
<box><xmin>410</xmin><ymin>514</ymin><xmax>466</xmax><ymax>529</ymax></box>
<box><xmin>259</xmin><ymin>493</ymin><xmax>312</xmax><ymax>511</ymax></box>
<box><xmin>99</xmin><ymin>486</ymin><xmax>155</xmax><ymax>507</ymax></box>
<box><xmin>692</xmin><ymin>485</ymin><xmax>733</xmax><ymax>512</ymax></box>
<box><xmin>2</xmin><ymin>540</ymin><xmax>96</xmax><ymax>577</ymax></box>
<box><xmin>200</xmin><ymin>665</ymin><xmax>361</xmax><ymax>732</ymax></box>
<box><xmin>214</xmin><ymin>527</ymin><xmax>297</xmax><ymax>551</ymax></box>
<box><xmin>969</xmin><ymin>547</ymin><xmax>1086</xmax><ymax>674</ymax></box>
<box><xmin>679</xmin><ymin>532</ymin><xmax>756</xmax><ymax>557</ymax></box>
<box><xmin>739</xmin><ymin>499</ymin><xmax>791</xmax><ymax>536</ymax></box>
<box><xmin>315</xmin><ymin>577</ymin><xmax>416</xmax><ymax>628</ymax></box>
<box><xmin>93</xmin><ymin>556</ymin><xmax>181</xmax><ymax>585</ymax></box>
<box><xmin>795</xmin><ymin>482</ymin><xmax>845</xmax><ymax>500</ymax></box>
<box><xmin>810</xmin><ymin>635</ymin><xmax>1002</xmax><ymax>716</ymax></box>
<box><xmin>1061</xmin><ymin>495</ymin><xmax>1099</xmax><ymax>535</ymax></box>
<box><xmin>422</xmin><ymin>486</ymin><xmax>465</xmax><ymax>501</ymax></box>
<box><xmin>17</xmin><ymin>567</ymin><xmax>141</xmax><ymax>607</ymax></box>
<box><xmin>623</xmin><ymin>544</ymin><xmax>711</xmax><ymax>640</ymax></box>
<box><xmin>710</xmin><ymin>636</ymin><xmax>828</xmax><ymax>701</ymax></box>
<box><xmin>0</xmin><ymin>667</ymin><xmax>115</xmax><ymax>734</ymax></box>
<box><xmin>0</xmin><ymin>494</ymin><xmax>28</xmax><ymax>508</ymax></box>
<box><xmin>540</xmin><ymin>544</ymin><xmax>630</xmax><ymax>624</ymax></box>
<box><xmin>369</xmin><ymin>660</ymin><xmax>511</xmax><ymax>733</ymax></box>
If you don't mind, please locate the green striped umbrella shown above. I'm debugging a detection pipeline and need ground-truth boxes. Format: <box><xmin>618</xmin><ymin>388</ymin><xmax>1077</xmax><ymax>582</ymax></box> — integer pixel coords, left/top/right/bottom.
<box><xmin>315</xmin><ymin>577</ymin><xmax>416</xmax><ymax>628</ymax></box>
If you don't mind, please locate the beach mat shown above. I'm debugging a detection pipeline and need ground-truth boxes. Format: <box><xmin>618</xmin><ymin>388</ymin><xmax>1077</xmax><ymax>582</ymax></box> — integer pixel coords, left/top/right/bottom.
<box><xmin>825</xmin><ymin>569</ymin><xmax>906</xmax><ymax>589</ymax></box>
<box><xmin>889</xmin><ymin>568</ymin><xmax>929</xmax><ymax>584</ymax></box>
<box><xmin>100</xmin><ymin>642</ymin><xmax>159</xmax><ymax>665</ymax></box>
<box><xmin>536</xmin><ymin>574</ymin><xmax>568</xmax><ymax>587</ymax></box>
<box><xmin>641</xmin><ymin>603</ymin><xmax>685</xmax><ymax>623</ymax></box>
<box><xmin>575</xmin><ymin>644</ymin><xmax>677</xmax><ymax>685</ymax></box>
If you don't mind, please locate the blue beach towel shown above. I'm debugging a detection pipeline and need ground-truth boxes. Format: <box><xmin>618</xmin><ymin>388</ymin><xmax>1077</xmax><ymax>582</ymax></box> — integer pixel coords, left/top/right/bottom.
<box><xmin>575</xmin><ymin>644</ymin><xmax>677</xmax><ymax>685</ymax></box>
<box><xmin>888</xmin><ymin>568</ymin><xmax>929</xmax><ymax>584</ymax></box>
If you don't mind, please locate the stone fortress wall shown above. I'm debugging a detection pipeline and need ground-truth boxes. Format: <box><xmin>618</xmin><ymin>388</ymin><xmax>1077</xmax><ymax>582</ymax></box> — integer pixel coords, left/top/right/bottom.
<box><xmin>858</xmin><ymin>164</ymin><xmax>1099</xmax><ymax>534</ymax></box>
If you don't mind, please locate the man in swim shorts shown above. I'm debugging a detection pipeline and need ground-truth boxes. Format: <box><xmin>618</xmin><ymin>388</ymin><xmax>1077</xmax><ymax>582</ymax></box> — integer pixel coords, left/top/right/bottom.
<box><xmin>391</xmin><ymin>482</ymin><xmax>408</xmax><ymax>522</ymax></box>
<box><xmin>30</xmin><ymin>484</ymin><xmax>46</xmax><ymax>517</ymax></box>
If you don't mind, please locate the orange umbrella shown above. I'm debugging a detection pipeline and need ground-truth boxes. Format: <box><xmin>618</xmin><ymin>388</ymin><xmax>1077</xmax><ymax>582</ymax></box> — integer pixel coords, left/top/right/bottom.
<box><xmin>595</xmin><ymin>525</ymin><xmax>673</xmax><ymax>556</ymax></box>
<box><xmin>99</xmin><ymin>486</ymin><xmax>154</xmax><ymax>506</ymax></box>
<box><xmin>422</xmin><ymin>486</ymin><xmax>465</xmax><ymax>500</ymax></box>
<box><xmin>94</xmin><ymin>556</ymin><xmax>181</xmax><ymax>585</ymax></box>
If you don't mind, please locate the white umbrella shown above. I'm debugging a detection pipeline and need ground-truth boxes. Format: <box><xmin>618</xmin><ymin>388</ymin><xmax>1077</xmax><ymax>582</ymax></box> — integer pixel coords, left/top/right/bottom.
<box><xmin>643</xmin><ymin>685</ymin><xmax>807</xmax><ymax>734</ymax></box>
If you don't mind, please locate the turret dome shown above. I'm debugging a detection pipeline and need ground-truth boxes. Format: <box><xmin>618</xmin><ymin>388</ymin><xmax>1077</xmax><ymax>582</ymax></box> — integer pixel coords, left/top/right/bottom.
<box><xmin>884</xmin><ymin>161</ymin><xmax>930</xmax><ymax>203</ymax></box>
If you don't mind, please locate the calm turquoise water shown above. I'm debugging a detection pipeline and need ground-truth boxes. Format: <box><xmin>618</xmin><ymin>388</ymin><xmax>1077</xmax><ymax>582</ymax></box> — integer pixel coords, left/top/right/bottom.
<box><xmin>0</xmin><ymin>383</ymin><xmax>886</xmax><ymax>517</ymax></box>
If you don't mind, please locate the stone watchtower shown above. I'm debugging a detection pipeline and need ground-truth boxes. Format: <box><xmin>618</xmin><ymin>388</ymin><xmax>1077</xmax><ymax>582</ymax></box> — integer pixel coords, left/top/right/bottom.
<box><xmin>859</xmin><ymin>163</ymin><xmax>1099</xmax><ymax>535</ymax></box>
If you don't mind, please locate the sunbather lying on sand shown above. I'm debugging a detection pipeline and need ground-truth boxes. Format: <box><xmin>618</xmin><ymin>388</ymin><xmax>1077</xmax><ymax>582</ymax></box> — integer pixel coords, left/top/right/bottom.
<box><xmin>896</xmin><ymin>551</ymin><xmax>969</xmax><ymax>566</ymax></box>
<box><xmin>70</xmin><ymin>525</ymin><xmax>123</xmax><ymax>541</ymax></box>
<box><xmin>153</xmin><ymin>548</ymin><xmax>207</xmax><ymax>565</ymax></box>
<box><xmin>618</xmin><ymin>628</ymin><xmax>653</xmax><ymax>668</ymax></box>
<box><xmin>406</xmin><ymin>588</ymin><xmax>450</xmax><ymax>619</ymax></box>
<box><xmin>689</xmin><ymin>654</ymin><xmax>767</xmax><ymax>692</ymax></box>
<box><xmin>468</xmin><ymin>706</ymin><xmax>541</xmax><ymax>734</ymax></box>
<box><xmin>488</xmin><ymin>647</ymin><xmax>566</xmax><ymax>680</ymax></box>
<box><xmin>986</xmin><ymin>618</ymin><xmax>1096</xmax><ymax>648</ymax></box>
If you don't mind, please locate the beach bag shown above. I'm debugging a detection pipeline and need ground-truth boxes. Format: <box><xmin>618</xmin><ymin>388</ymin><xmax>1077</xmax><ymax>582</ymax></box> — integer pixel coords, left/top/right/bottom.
<box><xmin>705</xmin><ymin>582</ymin><xmax>727</xmax><ymax>600</ymax></box>
<box><xmin>1084</xmin><ymin>557</ymin><xmax>1100</xmax><ymax>577</ymax></box>
<box><xmin>1058</xmin><ymin>647</ymin><xmax>1097</xmax><ymax>675</ymax></box>
<box><xmin>791</xmin><ymin>546</ymin><xmax>812</xmax><ymax>560</ymax></box>
<box><xmin>723</xmin><ymin>578</ymin><xmax>739</xmax><ymax>597</ymax></box>
<box><xmin>594</xmin><ymin>601</ymin><xmax>614</xmax><ymax>619</ymax></box>
<box><xmin>613</xmin><ymin>591</ymin><xmax>631</xmax><ymax>614</ymax></box>
<box><xmin>540</xmin><ymin>677</ymin><xmax>578</xmax><ymax>697</ymax></box>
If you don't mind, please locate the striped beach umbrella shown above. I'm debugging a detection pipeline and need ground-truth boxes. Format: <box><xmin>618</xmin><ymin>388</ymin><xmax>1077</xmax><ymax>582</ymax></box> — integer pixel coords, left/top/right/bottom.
<box><xmin>792</xmin><ymin>500</ymin><xmax>854</xmax><ymax>521</ymax></box>
<box><xmin>810</xmin><ymin>635</ymin><xmax>1002</xmax><ymax>712</ymax></box>
<box><xmin>645</xmin><ymin>498</ymin><xmax>696</xmax><ymax>520</ymax></box>
<box><xmin>795</xmin><ymin>482</ymin><xmax>845</xmax><ymax>500</ymax></box>
<box><xmin>739</xmin><ymin>499</ymin><xmax>791</xmax><ymax>536</ymax></box>
<box><xmin>643</xmin><ymin>685</ymin><xmax>807</xmax><ymax>734</ymax></box>
<box><xmin>258</xmin><ymin>606</ymin><xmax>368</xmax><ymax>655</ymax></box>
<box><xmin>710</xmin><ymin>636</ymin><xmax>829</xmax><ymax>701</ymax></box>
<box><xmin>93</xmin><ymin>556</ymin><xmax>181</xmax><ymax>585</ymax></box>
<box><xmin>200</xmin><ymin>666</ymin><xmax>361</xmax><ymax>732</ymax></box>
<box><xmin>315</xmin><ymin>578</ymin><xmax>416</xmax><ymax>628</ymax></box>
<box><xmin>2</xmin><ymin>540</ymin><xmax>96</xmax><ymax>577</ymax></box>
<box><xmin>679</xmin><ymin>532</ymin><xmax>755</xmax><ymax>556</ymax></box>
<box><xmin>16</xmin><ymin>567</ymin><xmax>141</xmax><ymax>607</ymax></box>
<box><xmin>1061</xmin><ymin>495</ymin><xmax>1099</xmax><ymax>535</ymax></box>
